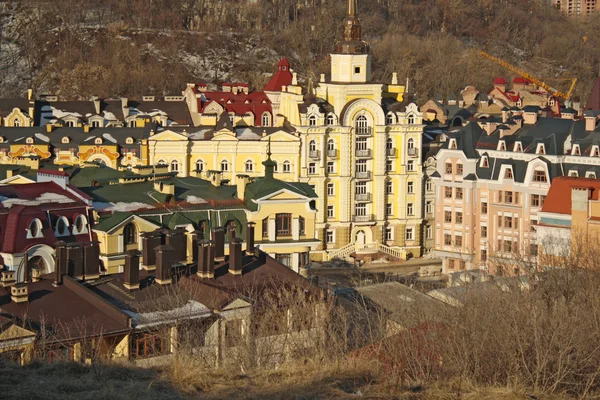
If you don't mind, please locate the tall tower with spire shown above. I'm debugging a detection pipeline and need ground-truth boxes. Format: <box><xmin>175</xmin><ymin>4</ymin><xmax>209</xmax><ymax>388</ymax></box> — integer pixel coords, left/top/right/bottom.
<box><xmin>330</xmin><ymin>0</ymin><xmax>371</xmax><ymax>84</ymax></box>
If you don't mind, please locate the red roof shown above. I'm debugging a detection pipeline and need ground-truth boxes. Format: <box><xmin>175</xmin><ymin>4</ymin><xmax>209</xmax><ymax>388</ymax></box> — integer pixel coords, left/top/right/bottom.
<box><xmin>513</xmin><ymin>77</ymin><xmax>532</xmax><ymax>85</ymax></box>
<box><xmin>264</xmin><ymin>58</ymin><xmax>293</xmax><ymax>92</ymax></box>
<box><xmin>541</xmin><ymin>177</ymin><xmax>600</xmax><ymax>215</ymax></box>
<box><xmin>494</xmin><ymin>77</ymin><xmax>507</xmax><ymax>85</ymax></box>
<box><xmin>198</xmin><ymin>91</ymin><xmax>273</xmax><ymax>126</ymax></box>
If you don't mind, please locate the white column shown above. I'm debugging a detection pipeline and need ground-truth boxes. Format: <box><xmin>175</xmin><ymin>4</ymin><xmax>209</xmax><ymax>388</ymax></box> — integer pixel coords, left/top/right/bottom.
<box><xmin>292</xmin><ymin>253</ymin><xmax>300</xmax><ymax>273</ymax></box>
<box><xmin>292</xmin><ymin>218</ymin><xmax>299</xmax><ymax>240</ymax></box>
<box><xmin>118</xmin><ymin>235</ymin><xmax>124</xmax><ymax>253</ymax></box>
<box><xmin>269</xmin><ymin>219</ymin><xmax>276</xmax><ymax>242</ymax></box>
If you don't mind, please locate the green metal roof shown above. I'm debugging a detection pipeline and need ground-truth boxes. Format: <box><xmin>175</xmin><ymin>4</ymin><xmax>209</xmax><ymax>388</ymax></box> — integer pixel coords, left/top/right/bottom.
<box><xmin>244</xmin><ymin>177</ymin><xmax>317</xmax><ymax>211</ymax></box>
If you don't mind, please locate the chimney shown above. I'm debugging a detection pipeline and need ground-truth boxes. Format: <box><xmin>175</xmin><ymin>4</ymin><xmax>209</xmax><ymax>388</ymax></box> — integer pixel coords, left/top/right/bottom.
<box><xmin>523</xmin><ymin>111</ymin><xmax>538</xmax><ymax>125</ymax></box>
<box><xmin>571</xmin><ymin>187</ymin><xmax>590</xmax><ymax>213</ymax></box>
<box><xmin>92</xmin><ymin>96</ymin><xmax>101</xmax><ymax>115</ymax></box>
<box><xmin>0</xmin><ymin>270</ymin><xmax>16</xmax><ymax>288</ymax></box>
<box><xmin>124</xmin><ymin>250</ymin><xmax>141</xmax><ymax>291</ymax></box>
<box><xmin>11</xmin><ymin>283</ymin><xmax>28</xmax><ymax>303</ymax></box>
<box><xmin>502</xmin><ymin>109</ymin><xmax>509</xmax><ymax>123</ymax></box>
<box><xmin>165</xmin><ymin>228</ymin><xmax>187</xmax><ymax>263</ymax></box>
<box><xmin>212</xmin><ymin>228</ymin><xmax>225</xmax><ymax>261</ymax></box>
<box><xmin>155</xmin><ymin>244</ymin><xmax>175</xmax><ymax>285</ymax></box>
<box><xmin>208</xmin><ymin>171</ymin><xmax>223</xmax><ymax>187</ymax></box>
<box><xmin>585</xmin><ymin>116</ymin><xmax>597</xmax><ymax>132</ymax></box>
<box><xmin>227</xmin><ymin>224</ymin><xmax>236</xmax><ymax>241</ymax></box>
<box><xmin>83</xmin><ymin>242</ymin><xmax>100</xmax><ymax>280</ymax></box>
<box><xmin>236</xmin><ymin>175</ymin><xmax>250</xmax><ymax>201</ymax></box>
<box><xmin>31</xmin><ymin>268</ymin><xmax>43</xmax><ymax>282</ymax></box>
<box><xmin>141</xmin><ymin>231</ymin><xmax>164</xmax><ymax>270</ymax></box>
<box><xmin>191</xmin><ymin>229</ymin><xmax>203</xmax><ymax>263</ymax></box>
<box><xmin>66</xmin><ymin>244</ymin><xmax>83</xmax><ymax>279</ymax></box>
<box><xmin>197</xmin><ymin>240</ymin><xmax>215</xmax><ymax>279</ymax></box>
<box><xmin>54</xmin><ymin>241</ymin><xmax>66</xmax><ymax>287</ymax></box>
<box><xmin>84</xmin><ymin>124</ymin><xmax>90</xmax><ymax>133</ymax></box>
<box><xmin>391</xmin><ymin>72</ymin><xmax>398</xmax><ymax>85</ymax></box>
<box><xmin>46</xmin><ymin>124</ymin><xmax>53</xmax><ymax>133</ymax></box>
<box><xmin>27</xmin><ymin>88</ymin><xmax>33</xmax><ymax>101</ymax></box>
<box><xmin>229</xmin><ymin>239</ymin><xmax>243</xmax><ymax>275</ymax></box>
<box><xmin>246</xmin><ymin>222</ymin><xmax>256</xmax><ymax>255</ymax></box>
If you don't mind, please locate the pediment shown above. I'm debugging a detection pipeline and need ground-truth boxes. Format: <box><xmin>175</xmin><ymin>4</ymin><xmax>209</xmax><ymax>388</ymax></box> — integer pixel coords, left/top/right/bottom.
<box><xmin>222</xmin><ymin>297</ymin><xmax>252</xmax><ymax>311</ymax></box>
<box><xmin>149</xmin><ymin>130</ymin><xmax>188</xmax><ymax>141</ymax></box>
<box><xmin>0</xmin><ymin>323</ymin><xmax>36</xmax><ymax>341</ymax></box>
<box><xmin>257</xmin><ymin>188</ymin><xmax>310</xmax><ymax>202</ymax></box>
<box><xmin>260</xmin><ymin>130</ymin><xmax>299</xmax><ymax>142</ymax></box>
<box><xmin>212</xmin><ymin>129</ymin><xmax>238</xmax><ymax>141</ymax></box>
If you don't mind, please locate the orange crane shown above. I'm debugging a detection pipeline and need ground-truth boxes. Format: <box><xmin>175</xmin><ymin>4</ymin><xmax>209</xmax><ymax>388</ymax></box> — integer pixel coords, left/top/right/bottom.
<box><xmin>480</xmin><ymin>51</ymin><xmax>578</xmax><ymax>101</ymax></box>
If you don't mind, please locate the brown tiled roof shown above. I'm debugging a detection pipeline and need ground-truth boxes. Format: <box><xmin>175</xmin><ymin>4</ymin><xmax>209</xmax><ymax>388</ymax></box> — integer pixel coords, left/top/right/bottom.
<box><xmin>0</xmin><ymin>276</ymin><xmax>131</xmax><ymax>342</ymax></box>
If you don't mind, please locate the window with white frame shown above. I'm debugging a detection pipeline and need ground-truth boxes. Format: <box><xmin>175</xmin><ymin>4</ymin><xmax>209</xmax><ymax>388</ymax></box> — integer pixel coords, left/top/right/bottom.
<box><xmin>386</xmin><ymin>159</ymin><xmax>394</xmax><ymax>172</ymax></box>
<box><xmin>327</xmin><ymin>183</ymin><xmax>335</xmax><ymax>196</ymax></box>
<box><xmin>195</xmin><ymin>159</ymin><xmax>205</xmax><ymax>172</ymax></box>
<box><xmin>221</xmin><ymin>160</ymin><xmax>229</xmax><ymax>172</ymax></box>
<box><xmin>386</xmin><ymin>180</ymin><xmax>393</xmax><ymax>194</ymax></box>
<box><xmin>407</xmin><ymin>160</ymin><xmax>415</xmax><ymax>172</ymax></box>
<box><xmin>327</xmin><ymin>205</ymin><xmax>334</xmax><ymax>219</ymax></box>
<box><xmin>407</xmin><ymin>202</ymin><xmax>414</xmax><ymax>215</ymax></box>
<box><xmin>386</xmin><ymin>113</ymin><xmax>394</xmax><ymax>125</ymax></box>
<box><xmin>355</xmin><ymin>203</ymin><xmax>366</xmax><ymax>216</ymax></box>
<box><xmin>61</xmin><ymin>137</ymin><xmax>70</xmax><ymax>144</ymax></box>
<box><xmin>426</xmin><ymin>201</ymin><xmax>433</xmax><ymax>214</ymax></box>
<box><xmin>14</xmin><ymin>119</ymin><xmax>20</xmax><ymax>127</ymax></box>
<box><xmin>92</xmin><ymin>120</ymin><xmax>101</xmax><ymax>128</ymax></box>
<box><xmin>385</xmin><ymin>228</ymin><xmax>393</xmax><ymax>241</ymax></box>
<box><xmin>327</xmin><ymin>161</ymin><xmax>335</xmax><ymax>174</ymax></box>
<box><xmin>73</xmin><ymin>214</ymin><xmax>88</xmax><ymax>235</ymax></box>
<box><xmin>426</xmin><ymin>179</ymin><xmax>433</xmax><ymax>192</ymax></box>
<box><xmin>355</xmin><ymin>115</ymin><xmax>369</xmax><ymax>134</ymax></box>
<box><xmin>386</xmin><ymin>203</ymin><xmax>393</xmax><ymax>216</ymax></box>
<box><xmin>407</xmin><ymin>138</ymin><xmax>415</xmax><ymax>151</ymax></box>
<box><xmin>27</xmin><ymin>218</ymin><xmax>43</xmax><ymax>239</ymax></box>
<box><xmin>94</xmin><ymin>138</ymin><xmax>102</xmax><ymax>145</ymax></box>
<box><xmin>245</xmin><ymin>160</ymin><xmax>254</xmax><ymax>172</ymax></box>
<box><xmin>326</xmin><ymin>114</ymin><xmax>335</xmax><ymax>125</ymax></box>
<box><xmin>426</xmin><ymin>225</ymin><xmax>432</xmax><ymax>239</ymax></box>
<box><xmin>309</xmin><ymin>140</ymin><xmax>317</xmax><ymax>152</ymax></box>
<box><xmin>55</xmin><ymin>216</ymin><xmax>70</xmax><ymax>237</ymax></box>
<box><xmin>327</xmin><ymin>139</ymin><xmax>335</xmax><ymax>152</ymax></box>
<box><xmin>129</xmin><ymin>120</ymin><xmax>136</xmax><ymax>127</ymax></box>
<box><xmin>408</xmin><ymin>115</ymin><xmax>415</xmax><ymax>124</ymax></box>
<box><xmin>405</xmin><ymin>227</ymin><xmax>414</xmax><ymax>241</ymax></box>
<box><xmin>308</xmin><ymin>115</ymin><xmax>317</xmax><ymax>126</ymax></box>
<box><xmin>261</xmin><ymin>113</ymin><xmax>271</xmax><ymax>126</ymax></box>
<box><xmin>326</xmin><ymin>230</ymin><xmax>335</xmax><ymax>243</ymax></box>
<box><xmin>126</xmin><ymin>137</ymin><xmax>134</xmax><ymax>145</ymax></box>
<box><xmin>308</xmin><ymin>163</ymin><xmax>316</xmax><ymax>174</ymax></box>
<box><xmin>407</xmin><ymin>181</ymin><xmax>414</xmax><ymax>194</ymax></box>
<box><xmin>283</xmin><ymin>160</ymin><xmax>291</xmax><ymax>173</ymax></box>
<box><xmin>170</xmin><ymin>160</ymin><xmax>179</xmax><ymax>173</ymax></box>
<box><xmin>356</xmin><ymin>182</ymin><xmax>367</xmax><ymax>195</ymax></box>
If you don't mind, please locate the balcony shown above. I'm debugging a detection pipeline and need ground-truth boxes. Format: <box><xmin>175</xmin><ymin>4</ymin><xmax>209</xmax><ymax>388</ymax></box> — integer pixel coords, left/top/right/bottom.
<box><xmin>407</xmin><ymin>148</ymin><xmax>418</xmax><ymax>157</ymax></box>
<box><xmin>356</xmin><ymin>171</ymin><xmax>372</xmax><ymax>180</ymax></box>
<box><xmin>355</xmin><ymin>149</ymin><xmax>372</xmax><ymax>158</ymax></box>
<box><xmin>353</xmin><ymin>214</ymin><xmax>374</xmax><ymax>223</ymax></box>
<box><xmin>386</xmin><ymin>148</ymin><xmax>396</xmax><ymax>157</ymax></box>
<box><xmin>355</xmin><ymin>193</ymin><xmax>372</xmax><ymax>202</ymax></box>
<box><xmin>309</xmin><ymin>150</ymin><xmax>321</xmax><ymax>159</ymax></box>
<box><xmin>356</xmin><ymin>127</ymin><xmax>373</xmax><ymax>136</ymax></box>
<box><xmin>327</xmin><ymin>149</ymin><xmax>338</xmax><ymax>158</ymax></box>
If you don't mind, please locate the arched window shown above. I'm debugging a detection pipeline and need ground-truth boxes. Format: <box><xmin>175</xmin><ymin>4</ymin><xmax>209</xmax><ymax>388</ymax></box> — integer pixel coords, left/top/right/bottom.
<box><xmin>62</xmin><ymin>137</ymin><xmax>70</xmax><ymax>144</ymax></box>
<box><xmin>26</xmin><ymin>137</ymin><xmax>33</xmax><ymax>144</ymax></box>
<box><xmin>124</xmin><ymin>223</ymin><xmax>137</xmax><ymax>245</ymax></box>
<box><xmin>386</xmin><ymin>138</ymin><xmax>394</xmax><ymax>150</ymax></box>
<box><xmin>262</xmin><ymin>112</ymin><xmax>271</xmax><ymax>127</ymax></box>
<box><xmin>283</xmin><ymin>160</ymin><xmax>291</xmax><ymax>173</ymax></box>
<box><xmin>386</xmin><ymin>113</ymin><xmax>394</xmax><ymax>125</ymax></box>
<box><xmin>228</xmin><ymin>114</ymin><xmax>235</xmax><ymax>125</ymax></box>
<box><xmin>195</xmin><ymin>159</ymin><xmax>205</xmax><ymax>172</ymax></box>
<box><xmin>221</xmin><ymin>160</ymin><xmax>229</xmax><ymax>172</ymax></box>
<box><xmin>308</xmin><ymin>115</ymin><xmax>317</xmax><ymax>126</ymax></box>
<box><xmin>245</xmin><ymin>160</ymin><xmax>254</xmax><ymax>172</ymax></box>
<box><xmin>326</xmin><ymin>114</ymin><xmax>335</xmax><ymax>125</ymax></box>
<box><xmin>126</xmin><ymin>137</ymin><xmax>134</xmax><ymax>144</ymax></box>
<box><xmin>74</xmin><ymin>214</ymin><xmax>87</xmax><ymax>234</ymax></box>
<box><xmin>28</xmin><ymin>219</ymin><xmax>43</xmax><ymax>238</ymax></box>
<box><xmin>55</xmin><ymin>216</ymin><xmax>70</xmax><ymax>236</ymax></box>
<box><xmin>407</xmin><ymin>114</ymin><xmax>415</xmax><ymax>125</ymax></box>
<box><xmin>157</xmin><ymin>159</ymin><xmax>166</xmax><ymax>166</ymax></box>
<box><xmin>327</xmin><ymin>139</ymin><xmax>335</xmax><ymax>151</ymax></box>
<box><xmin>170</xmin><ymin>160</ymin><xmax>179</xmax><ymax>172</ymax></box>
<box><xmin>356</xmin><ymin>115</ymin><xmax>369</xmax><ymax>135</ymax></box>
<box><xmin>13</xmin><ymin>119</ymin><xmax>20</xmax><ymax>127</ymax></box>
<box><xmin>95</xmin><ymin>138</ymin><xmax>103</xmax><ymax>145</ymax></box>
<box><xmin>407</xmin><ymin>138</ymin><xmax>415</xmax><ymax>150</ymax></box>
<box><xmin>309</xmin><ymin>140</ymin><xmax>317</xmax><ymax>152</ymax></box>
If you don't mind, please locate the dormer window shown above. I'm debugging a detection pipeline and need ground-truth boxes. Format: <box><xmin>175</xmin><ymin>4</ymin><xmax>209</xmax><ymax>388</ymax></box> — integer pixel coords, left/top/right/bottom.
<box><xmin>326</xmin><ymin>114</ymin><xmax>335</xmax><ymax>125</ymax></box>
<box><xmin>536</xmin><ymin>144</ymin><xmax>546</xmax><ymax>155</ymax></box>
<box><xmin>498</xmin><ymin>141</ymin><xmax>506</xmax><ymax>151</ymax></box>
<box><xmin>0</xmin><ymin>137</ymin><xmax>5</xmax><ymax>143</ymax></box>
<box><xmin>66</xmin><ymin>121</ymin><xmax>75</xmax><ymax>127</ymax></box>
<box><xmin>534</xmin><ymin>169</ymin><xmax>548</xmax><ymax>182</ymax></box>
<box><xmin>481</xmin><ymin>156</ymin><xmax>489</xmax><ymax>168</ymax></box>
<box><xmin>95</xmin><ymin>138</ymin><xmax>103</xmax><ymax>145</ymax></box>
<box><xmin>27</xmin><ymin>218</ymin><xmax>43</xmax><ymax>239</ymax></box>
<box><xmin>55</xmin><ymin>216</ymin><xmax>70</xmax><ymax>237</ymax></box>
<box><xmin>573</xmin><ymin>145</ymin><xmax>581</xmax><ymax>156</ymax></box>
<box><xmin>128</xmin><ymin>120</ymin><xmax>136</xmax><ymax>128</ymax></box>
<box><xmin>569</xmin><ymin>170</ymin><xmax>578</xmax><ymax>177</ymax></box>
<box><xmin>517</xmin><ymin>99</ymin><xmax>522</xmax><ymax>107</ymax></box>
<box><xmin>26</xmin><ymin>137</ymin><xmax>34</xmax><ymax>144</ymax></box>
<box><xmin>126</xmin><ymin>137</ymin><xmax>134</xmax><ymax>145</ymax></box>
<box><xmin>261</xmin><ymin>112</ymin><xmax>271</xmax><ymax>127</ymax></box>
<box><xmin>593</xmin><ymin>146</ymin><xmax>600</xmax><ymax>157</ymax></box>
<box><xmin>408</xmin><ymin>115</ymin><xmax>415</xmax><ymax>125</ymax></box>
<box><xmin>308</xmin><ymin>115</ymin><xmax>317</xmax><ymax>126</ymax></box>
<box><xmin>62</xmin><ymin>137</ymin><xmax>70</xmax><ymax>144</ymax></box>
<box><xmin>449</xmin><ymin>138</ymin><xmax>457</xmax><ymax>149</ymax></box>
<box><xmin>505</xmin><ymin>168</ymin><xmax>513</xmax><ymax>179</ymax></box>
<box><xmin>514</xmin><ymin>142</ymin><xmax>522</xmax><ymax>152</ymax></box>
<box><xmin>550</xmin><ymin>98</ymin><xmax>556</xmax><ymax>107</ymax></box>
<box><xmin>92</xmin><ymin>120</ymin><xmax>101</xmax><ymax>128</ymax></box>
<box><xmin>73</xmin><ymin>214</ymin><xmax>88</xmax><ymax>235</ymax></box>
<box><xmin>386</xmin><ymin>113</ymin><xmax>395</xmax><ymax>125</ymax></box>
<box><xmin>587</xmin><ymin>171</ymin><xmax>597</xmax><ymax>178</ymax></box>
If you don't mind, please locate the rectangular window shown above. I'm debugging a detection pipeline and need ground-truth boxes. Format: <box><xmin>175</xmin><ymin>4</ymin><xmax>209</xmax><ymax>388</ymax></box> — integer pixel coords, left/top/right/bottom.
<box><xmin>327</xmin><ymin>183</ymin><xmax>335</xmax><ymax>196</ymax></box>
<box><xmin>356</xmin><ymin>182</ymin><xmax>367</xmax><ymax>195</ymax></box>
<box><xmin>504</xmin><ymin>240</ymin><xmax>512</xmax><ymax>253</ymax></box>
<box><xmin>426</xmin><ymin>201</ymin><xmax>433</xmax><ymax>214</ymax></box>
<box><xmin>531</xmin><ymin>194</ymin><xmax>540</xmax><ymax>207</ymax></box>
<box><xmin>262</xmin><ymin>218</ymin><xmax>269</xmax><ymax>238</ymax></box>
<box><xmin>445</xmin><ymin>187</ymin><xmax>453</xmax><ymax>198</ymax></box>
<box><xmin>504</xmin><ymin>216</ymin><xmax>512</xmax><ymax>229</ymax></box>
<box><xmin>276</xmin><ymin>213</ymin><xmax>292</xmax><ymax>236</ymax></box>
<box><xmin>445</xmin><ymin>162</ymin><xmax>453</xmax><ymax>174</ymax></box>
<box><xmin>444</xmin><ymin>234</ymin><xmax>452</xmax><ymax>246</ymax></box>
<box><xmin>498</xmin><ymin>190</ymin><xmax>503</xmax><ymax>203</ymax></box>
<box><xmin>481</xmin><ymin>249</ymin><xmax>487</xmax><ymax>262</ymax></box>
<box><xmin>135</xmin><ymin>331</ymin><xmax>169</xmax><ymax>358</ymax></box>
<box><xmin>514</xmin><ymin>216</ymin><xmax>519</xmax><ymax>230</ymax></box>
<box><xmin>481</xmin><ymin>226</ymin><xmax>487</xmax><ymax>238</ymax></box>
<box><xmin>327</xmin><ymin>161</ymin><xmax>335</xmax><ymax>174</ymax></box>
<box><xmin>405</xmin><ymin>228</ymin><xmax>414</xmax><ymax>241</ymax></box>
<box><xmin>386</xmin><ymin>203</ymin><xmax>393</xmax><ymax>216</ymax></box>
<box><xmin>456</xmin><ymin>212</ymin><xmax>463</xmax><ymax>223</ymax></box>
<box><xmin>534</xmin><ymin>170</ymin><xmax>547</xmax><ymax>182</ymax></box>
<box><xmin>407</xmin><ymin>181</ymin><xmax>414</xmax><ymax>194</ymax></box>
<box><xmin>445</xmin><ymin>211</ymin><xmax>452</xmax><ymax>223</ymax></box>
<box><xmin>456</xmin><ymin>164</ymin><xmax>463</xmax><ymax>175</ymax></box>
<box><xmin>299</xmin><ymin>217</ymin><xmax>305</xmax><ymax>236</ymax></box>
<box><xmin>426</xmin><ymin>180</ymin><xmax>433</xmax><ymax>192</ymax></box>
<box><xmin>541</xmin><ymin>195</ymin><xmax>546</xmax><ymax>206</ymax></box>
<box><xmin>386</xmin><ymin>159</ymin><xmax>394</xmax><ymax>172</ymax></box>
<box><xmin>275</xmin><ymin>253</ymin><xmax>292</xmax><ymax>267</ymax></box>
<box><xmin>386</xmin><ymin>180</ymin><xmax>393</xmax><ymax>194</ymax></box>
<box><xmin>385</xmin><ymin>228</ymin><xmax>393</xmax><ymax>241</ymax></box>
<box><xmin>505</xmin><ymin>191</ymin><xmax>513</xmax><ymax>204</ymax></box>
<box><xmin>426</xmin><ymin>225</ymin><xmax>432</xmax><ymax>239</ymax></box>
<box><xmin>531</xmin><ymin>219</ymin><xmax>538</xmax><ymax>231</ymax></box>
<box><xmin>459</xmin><ymin>260</ymin><xmax>465</xmax><ymax>270</ymax></box>
<box><xmin>407</xmin><ymin>160</ymin><xmax>415</xmax><ymax>172</ymax></box>
<box><xmin>498</xmin><ymin>215</ymin><xmax>503</xmax><ymax>228</ymax></box>
<box><xmin>355</xmin><ymin>204</ymin><xmax>366</xmax><ymax>216</ymax></box>
<box><xmin>308</xmin><ymin>163</ymin><xmax>316</xmax><ymax>174</ymax></box>
<box><xmin>455</xmin><ymin>235</ymin><xmax>463</xmax><ymax>247</ymax></box>
<box><xmin>407</xmin><ymin>203</ymin><xmax>414</xmax><ymax>215</ymax></box>
<box><xmin>456</xmin><ymin>188</ymin><xmax>463</xmax><ymax>200</ymax></box>
<box><xmin>448</xmin><ymin>259</ymin><xmax>455</xmax><ymax>270</ymax></box>
<box><xmin>326</xmin><ymin>230</ymin><xmax>335</xmax><ymax>244</ymax></box>
<box><xmin>530</xmin><ymin>244</ymin><xmax>538</xmax><ymax>256</ymax></box>
<box><xmin>327</xmin><ymin>205</ymin><xmax>334</xmax><ymax>219</ymax></box>
<box><xmin>481</xmin><ymin>202</ymin><xmax>488</xmax><ymax>214</ymax></box>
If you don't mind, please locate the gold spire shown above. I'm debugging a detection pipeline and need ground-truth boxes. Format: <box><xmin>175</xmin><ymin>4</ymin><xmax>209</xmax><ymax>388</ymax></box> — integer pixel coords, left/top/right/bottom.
<box><xmin>348</xmin><ymin>0</ymin><xmax>356</xmax><ymax>17</ymax></box>
<box><xmin>335</xmin><ymin>0</ymin><xmax>368</xmax><ymax>55</ymax></box>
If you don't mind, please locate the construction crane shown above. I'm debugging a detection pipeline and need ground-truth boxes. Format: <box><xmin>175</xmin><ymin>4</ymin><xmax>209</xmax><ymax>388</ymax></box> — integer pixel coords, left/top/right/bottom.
<box><xmin>480</xmin><ymin>51</ymin><xmax>578</xmax><ymax>101</ymax></box>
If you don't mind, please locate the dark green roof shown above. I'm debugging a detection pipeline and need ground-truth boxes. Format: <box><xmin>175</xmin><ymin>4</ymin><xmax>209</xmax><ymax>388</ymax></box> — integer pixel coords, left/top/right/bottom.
<box><xmin>94</xmin><ymin>212</ymin><xmax>136</xmax><ymax>232</ymax></box>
